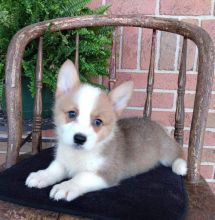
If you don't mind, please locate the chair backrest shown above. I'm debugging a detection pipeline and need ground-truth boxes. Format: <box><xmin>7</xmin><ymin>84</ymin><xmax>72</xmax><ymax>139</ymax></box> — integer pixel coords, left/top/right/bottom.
<box><xmin>4</xmin><ymin>15</ymin><xmax>214</xmax><ymax>184</ymax></box>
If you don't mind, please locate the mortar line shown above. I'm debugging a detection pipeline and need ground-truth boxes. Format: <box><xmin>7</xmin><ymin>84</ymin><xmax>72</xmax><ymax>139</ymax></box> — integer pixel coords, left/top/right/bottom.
<box><xmin>205</xmin><ymin>179</ymin><xmax>215</xmax><ymax>183</ymax></box>
<box><xmin>116</xmin><ymin>69</ymin><xmax>198</xmax><ymax>74</ymax></box>
<box><xmin>143</xmin><ymin>15</ymin><xmax>215</xmax><ymax>19</ymax></box>
<box><xmin>211</xmin><ymin>0</ymin><xmax>215</xmax><ymax>15</ymax></box>
<box><xmin>155</xmin><ymin>0</ymin><xmax>160</xmax><ymax>15</ymax></box>
<box><xmin>155</xmin><ymin>31</ymin><xmax>161</xmax><ymax>71</ymax></box>
<box><xmin>136</xmin><ymin>28</ymin><xmax>142</xmax><ymax>70</ymax></box>
<box><xmin>201</xmin><ymin>162</ymin><xmax>215</xmax><ymax>166</ymax></box>
<box><xmin>174</xmin><ymin>35</ymin><xmax>181</xmax><ymax>71</ymax></box>
<box><xmin>118</xmin><ymin>27</ymin><xmax>123</xmax><ymax>70</ymax></box>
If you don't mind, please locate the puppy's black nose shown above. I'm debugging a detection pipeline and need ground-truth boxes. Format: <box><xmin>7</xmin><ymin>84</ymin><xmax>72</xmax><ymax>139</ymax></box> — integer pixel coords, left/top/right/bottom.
<box><xmin>74</xmin><ymin>133</ymin><xmax>87</xmax><ymax>145</ymax></box>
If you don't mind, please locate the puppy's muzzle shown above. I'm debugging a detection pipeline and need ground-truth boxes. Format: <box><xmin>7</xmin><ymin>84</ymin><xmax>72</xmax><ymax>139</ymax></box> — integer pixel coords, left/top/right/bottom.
<box><xmin>73</xmin><ymin>133</ymin><xmax>87</xmax><ymax>145</ymax></box>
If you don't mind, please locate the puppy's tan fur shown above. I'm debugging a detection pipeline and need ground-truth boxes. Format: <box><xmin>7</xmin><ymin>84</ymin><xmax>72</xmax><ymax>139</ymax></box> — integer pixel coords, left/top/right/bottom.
<box><xmin>25</xmin><ymin>60</ymin><xmax>187</xmax><ymax>202</ymax></box>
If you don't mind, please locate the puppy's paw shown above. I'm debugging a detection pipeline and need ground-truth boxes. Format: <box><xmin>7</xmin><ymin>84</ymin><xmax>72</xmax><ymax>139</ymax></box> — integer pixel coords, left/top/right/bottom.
<box><xmin>25</xmin><ymin>170</ymin><xmax>52</xmax><ymax>188</ymax></box>
<box><xmin>50</xmin><ymin>181</ymin><xmax>81</xmax><ymax>201</ymax></box>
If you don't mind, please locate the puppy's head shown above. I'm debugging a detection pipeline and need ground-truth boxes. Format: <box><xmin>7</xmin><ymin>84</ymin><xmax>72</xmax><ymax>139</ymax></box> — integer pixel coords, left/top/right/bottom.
<box><xmin>54</xmin><ymin>60</ymin><xmax>133</xmax><ymax>150</ymax></box>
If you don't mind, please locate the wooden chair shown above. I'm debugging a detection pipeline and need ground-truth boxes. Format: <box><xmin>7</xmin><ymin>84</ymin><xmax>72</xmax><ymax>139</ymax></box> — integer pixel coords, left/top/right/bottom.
<box><xmin>0</xmin><ymin>15</ymin><xmax>214</xmax><ymax>219</ymax></box>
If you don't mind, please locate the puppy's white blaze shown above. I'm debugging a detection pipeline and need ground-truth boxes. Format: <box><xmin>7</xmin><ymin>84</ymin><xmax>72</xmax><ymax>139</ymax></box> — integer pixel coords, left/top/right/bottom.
<box><xmin>172</xmin><ymin>158</ymin><xmax>187</xmax><ymax>176</ymax></box>
<box><xmin>56</xmin><ymin>142</ymin><xmax>105</xmax><ymax>176</ymax></box>
<box><xmin>75</xmin><ymin>85</ymin><xmax>101</xmax><ymax>127</ymax></box>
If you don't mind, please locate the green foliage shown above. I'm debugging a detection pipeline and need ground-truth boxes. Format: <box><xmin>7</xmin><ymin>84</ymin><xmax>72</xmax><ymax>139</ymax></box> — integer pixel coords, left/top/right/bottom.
<box><xmin>0</xmin><ymin>0</ymin><xmax>112</xmax><ymax>97</ymax></box>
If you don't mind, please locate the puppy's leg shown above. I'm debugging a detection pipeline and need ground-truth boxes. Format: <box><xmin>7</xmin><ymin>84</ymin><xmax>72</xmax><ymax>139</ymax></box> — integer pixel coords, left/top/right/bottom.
<box><xmin>50</xmin><ymin>172</ymin><xmax>108</xmax><ymax>201</ymax></box>
<box><xmin>160</xmin><ymin>143</ymin><xmax>187</xmax><ymax>176</ymax></box>
<box><xmin>25</xmin><ymin>160</ymin><xmax>66</xmax><ymax>188</ymax></box>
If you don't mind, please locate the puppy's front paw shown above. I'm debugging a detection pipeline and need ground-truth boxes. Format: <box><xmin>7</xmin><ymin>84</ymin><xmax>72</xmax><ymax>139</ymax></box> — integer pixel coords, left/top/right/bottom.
<box><xmin>50</xmin><ymin>181</ymin><xmax>81</xmax><ymax>201</ymax></box>
<box><xmin>25</xmin><ymin>170</ymin><xmax>52</xmax><ymax>188</ymax></box>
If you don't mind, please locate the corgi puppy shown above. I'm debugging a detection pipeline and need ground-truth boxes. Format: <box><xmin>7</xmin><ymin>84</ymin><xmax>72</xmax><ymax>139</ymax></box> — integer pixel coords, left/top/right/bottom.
<box><xmin>26</xmin><ymin>60</ymin><xmax>187</xmax><ymax>202</ymax></box>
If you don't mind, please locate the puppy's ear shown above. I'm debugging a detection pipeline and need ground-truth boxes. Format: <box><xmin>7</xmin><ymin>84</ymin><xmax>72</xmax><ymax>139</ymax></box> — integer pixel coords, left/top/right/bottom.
<box><xmin>56</xmin><ymin>59</ymin><xmax>80</xmax><ymax>97</ymax></box>
<box><xmin>109</xmin><ymin>81</ymin><xmax>134</xmax><ymax>116</ymax></box>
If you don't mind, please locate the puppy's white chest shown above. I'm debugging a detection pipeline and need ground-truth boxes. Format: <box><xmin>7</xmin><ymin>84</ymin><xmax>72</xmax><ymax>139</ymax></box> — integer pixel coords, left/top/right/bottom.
<box><xmin>56</xmin><ymin>145</ymin><xmax>105</xmax><ymax>176</ymax></box>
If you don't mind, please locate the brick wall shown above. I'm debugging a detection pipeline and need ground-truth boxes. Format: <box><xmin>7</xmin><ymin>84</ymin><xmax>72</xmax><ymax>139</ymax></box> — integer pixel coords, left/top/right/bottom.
<box><xmin>89</xmin><ymin>0</ymin><xmax>215</xmax><ymax>193</ymax></box>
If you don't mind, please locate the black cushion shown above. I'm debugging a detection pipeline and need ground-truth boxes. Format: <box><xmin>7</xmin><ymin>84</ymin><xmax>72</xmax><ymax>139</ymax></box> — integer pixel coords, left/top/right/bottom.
<box><xmin>0</xmin><ymin>147</ymin><xmax>187</xmax><ymax>220</ymax></box>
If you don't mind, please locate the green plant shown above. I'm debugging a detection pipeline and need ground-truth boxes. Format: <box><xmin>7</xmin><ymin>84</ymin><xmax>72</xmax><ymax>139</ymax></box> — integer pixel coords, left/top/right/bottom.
<box><xmin>0</xmin><ymin>0</ymin><xmax>112</xmax><ymax>98</ymax></box>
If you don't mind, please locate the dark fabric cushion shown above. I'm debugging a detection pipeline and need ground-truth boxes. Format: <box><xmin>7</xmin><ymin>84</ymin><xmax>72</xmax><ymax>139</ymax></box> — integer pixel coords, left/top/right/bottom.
<box><xmin>0</xmin><ymin>147</ymin><xmax>187</xmax><ymax>220</ymax></box>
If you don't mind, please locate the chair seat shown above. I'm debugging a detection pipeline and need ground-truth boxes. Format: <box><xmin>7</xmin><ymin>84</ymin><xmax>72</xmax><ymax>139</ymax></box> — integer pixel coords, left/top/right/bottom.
<box><xmin>0</xmin><ymin>147</ymin><xmax>187</xmax><ymax>220</ymax></box>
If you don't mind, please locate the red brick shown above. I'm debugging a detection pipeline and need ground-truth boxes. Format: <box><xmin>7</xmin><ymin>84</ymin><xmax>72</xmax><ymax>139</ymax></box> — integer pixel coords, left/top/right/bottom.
<box><xmin>204</xmin><ymin>131</ymin><xmax>215</xmax><ymax>146</ymax></box>
<box><xmin>155</xmin><ymin>73</ymin><xmax>197</xmax><ymax>90</ymax></box>
<box><xmin>42</xmin><ymin>129</ymin><xmax>55</xmax><ymax>138</ymax></box>
<box><xmin>115</xmin><ymin>73</ymin><xmax>148</xmax><ymax>89</ymax></box>
<box><xmin>152</xmin><ymin>111</ymin><xmax>176</xmax><ymax>126</ymax></box>
<box><xmin>207</xmin><ymin>113</ymin><xmax>215</xmax><ymax>128</ymax></box>
<box><xmin>200</xmin><ymin>165</ymin><xmax>214</xmax><ymax>179</ymax></box>
<box><xmin>130</xmin><ymin>92</ymin><xmax>174</xmax><ymax>109</ymax></box>
<box><xmin>185</xmin><ymin>94</ymin><xmax>215</xmax><ymax>110</ymax></box>
<box><xmin>141</xmin><ymin>29</ymin><xmax>153</xmax><ymax>70</ymax></box>
<box><xmin>152</xmin><ymin>111</ymin><xmax>192</xmax><ymax>127</ymax></box>
<box><xmin>202</xmin><ymin>149</ymin><xmax>215</xmax><ymax>163</ymax></box>
<box><xmin>107</xmin><ymin>0</ymin><xmax>156</xmax><ymax>15</ymax></box>
<box><xmin>116</xmin><ymin>72</ymin><xmax>204</xmax><ymax>91</ymax></box>
<box><xmin>202</xmin><ymin>20</ymin><xmax>215</xmax><ymax>45</ymax></box>
<box><xmin>184</xmin><ymin>130</ymin><xmax>215</xmax><ymax>146</ymax></box>
<box><xmin>121</xmin><ymin>27</ymin><xmax>138</xmax><ymax>69</ymax></box>
<box><xmin>122</xmin><ymin>107</ymin><xmax>202</xmax><ymax>128</ymax></box>
<box><xmin>208</xmin><ymin>183</ymin><xmax>215</xmax><ymax>194</ymax></box>
<box><xmin>122</xmin><ymin>109</ymin><xmax>143</xmax><ymax>118</ymax></box>
<box><xmin>159</xmin><ymin>32</ymin><xmax>177</xmax><ymax>70</ymax></box>
<box><xmin>160</xmin><ymin>0</ymin><xmax>211</xmax><ymax>15</ymax></box>
<box><xmin>87</xmin><ymin>0</ymin><xmax>101</xmax><ymax>8</ymax></box>
<box><xmin>122</xmin><ymin>110</ymin><xmax>193</xmax><ymax>127</ymax></box>
<box><xmin>178</xmin><ymin>19</ymin><xmax>198</xmax><ymax>71</ymax></box>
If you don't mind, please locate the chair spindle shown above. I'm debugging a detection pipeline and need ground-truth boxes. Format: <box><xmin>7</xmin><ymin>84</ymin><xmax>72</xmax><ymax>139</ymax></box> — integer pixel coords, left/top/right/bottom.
<box><xmin>108</xmin><ymin>28</ymin><xmax>117</xmax><ymax>91</ymax></box>
<box><xmin>144</xmin><ymin>29</ymin><xmax>156</xmax><ymax>118</ymax></box>
<box><xmin>75</xmin><ymin>33</ymin><xmax>79</xmax><ymax>74</ymax></box>
<box><xmin>32</xmin><ymin>37</ymin><xmax>43</xmax><ymax>154</ymax></box>
<box><xmin>174</xmin><ymin>38</ymin><xmax>187</xmax><ymax>145</ymax></box>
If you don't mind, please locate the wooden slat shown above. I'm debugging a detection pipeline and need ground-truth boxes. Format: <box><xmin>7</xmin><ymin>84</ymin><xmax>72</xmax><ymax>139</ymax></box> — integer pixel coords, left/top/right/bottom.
<box><xmin>108</xmin><ymin>28</ymin><xmax>117</xmax><ymax>91</ymax></box>
<box><xmin>0</xmin><ymin>200</ymin><xmax>58</xmax><ymax>220</ymax></box>
<box><xmin>75</xmin><ymin>33</ymin><xmax>79</xmax><ymax>74</ymax></box>
<box><xmin>144</xmin><ymin>29</ymin><xmax>156</xmax><ymax>118</ymax></box>
<box><xmin>32</xmin><ymin>37</ymin><xmax>43</xmax><ymax>154</ymax></box>
<box><xmin>174</xmin><ymin>38</ymin><xmax>187</xmax><ymax>145</ymax></box>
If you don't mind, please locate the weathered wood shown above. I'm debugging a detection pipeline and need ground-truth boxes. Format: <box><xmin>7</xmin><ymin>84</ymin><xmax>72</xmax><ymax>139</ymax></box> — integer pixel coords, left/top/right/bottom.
<box><xmin>75</xmin><ymin>33</ymin><xmax>79</xmax><ymax>74</ymax></box>
<box><xmin>185</xmin><ymin>176</ymin><xmax>215</xmax><ymax>219</ymax></box>
<box><xmin>4</xmin><ymin>15</ymin><xmax>214</xmax><ymax>182</ymax></box>
<box><xmin>0</xmin><ymin>200</ymin><xmax>59</xmax><ymax>220</ymax></box>
<box><xmin>144</xmin><ymin>29</ymin><xmax>156</xmax><ymax>118</ymax></box>
<box><xmin>108</xmin><ymin>28</ymin><xmax>117</xmax><ymax>91</ymax></box>
<box><xmin>32</xmin><ymin>37</ymin><xmax>43</xmax><ymax>155</ymax></box>
<box><xmin>174</xmin><ymin>38</ymin><xmax>187</xmax><ymax>145</ymax></box>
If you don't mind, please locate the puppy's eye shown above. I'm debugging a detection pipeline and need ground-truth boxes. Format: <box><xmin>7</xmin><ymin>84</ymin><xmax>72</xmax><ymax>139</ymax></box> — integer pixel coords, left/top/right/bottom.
<box><xmin>94</xmin><ymin>118</ymin><xmax>103</xmax><ymax>127</ymax></box>
<box><xmin>68</xmin><ymin>111</ymin><xmax>77</xmax><ymax>119</ymax></box>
